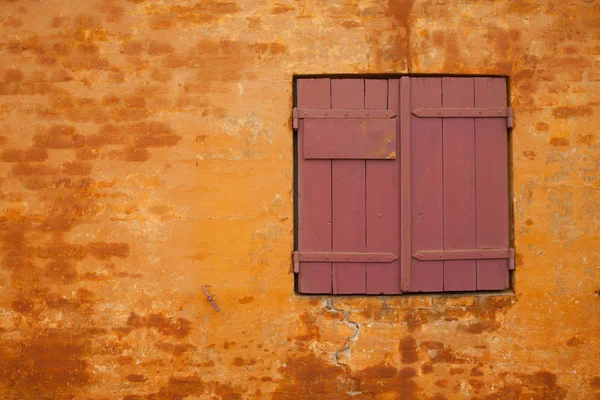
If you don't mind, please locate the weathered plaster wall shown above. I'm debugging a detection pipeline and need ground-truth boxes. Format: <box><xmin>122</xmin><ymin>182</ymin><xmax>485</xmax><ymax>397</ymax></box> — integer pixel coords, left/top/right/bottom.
<box><xmin>0</xmin><ymin>0</ymin><xmax>598</xmax><ymax>398</ymax></box>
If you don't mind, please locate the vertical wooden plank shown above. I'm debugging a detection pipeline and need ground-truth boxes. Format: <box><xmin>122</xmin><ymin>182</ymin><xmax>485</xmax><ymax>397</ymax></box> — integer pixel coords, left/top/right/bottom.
<box><xmin>475</xmin><ymin>77</ymin><xmax>510</xmax><ymax>290</ymax></box>
<box><xmin>410</xmin><ymin>77</ymin><xmax>444</xmax><ymax>292</ymax></box>
<box><xmin>332</xmin><ymin>79</ymin><xmax>365</xmax><ymax>109</ymax></box>
<box><xmin>332</xmin><ymin>162</ymin><xmax>366</xmax><ymax>294</ymax></box>
<box><xmin>442</xmin><ymin>77</ymin><xmax>477</xmax><ymax>291</ymax></box>
<box><xmin>400</xmin><ymin>77</ymin><xmax>412</xmax><ymax>292</ymax></box>
<box><xmin>297</xmin><ymin>78</ymin><xmax>331</xmax><ymax>109</ymax></box>
<box><xmin>365</xmin><ymin>80</ymin><xmax>388</xmax><ymax>110</ymax></box>
<box><xmin>297</xmin><ymin>78</ymin><xmax>332</xmax><ymax>293</ymax></box>
<box><xmin>366</xmin><ymin>79</ymin><xmax>400</xmax><ymax>294</ymax></box>
<box><xmin>331</xmin><ymin>78</ymin><xmax>366</xmax><ymax>294</ymax></box>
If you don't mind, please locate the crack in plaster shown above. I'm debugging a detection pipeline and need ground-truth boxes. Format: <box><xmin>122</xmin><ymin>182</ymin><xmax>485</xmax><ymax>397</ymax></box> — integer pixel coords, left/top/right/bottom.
<box><xmin>325</xmin><ymin>299</ymin><xmax>360</xmax><ymax>369</ymax></box>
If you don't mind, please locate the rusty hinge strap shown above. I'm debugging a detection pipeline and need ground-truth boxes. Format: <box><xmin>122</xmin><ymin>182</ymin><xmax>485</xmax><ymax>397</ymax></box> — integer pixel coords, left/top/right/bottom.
<box><xmin>294</xmin><ymin>107</ymin><xmax>396</xmax><ymax>120</ymax></box>
<box><xmin>412</xmin><ymin>248</ymin><xmax>515</xmax><ymax>270</ymax></box>
<box><xmin>412</xmin><ymin>107</ymin><xmax>510</xmax><ymax>119</ymax></box>
<box><xmin>293</xmin><ymin>107</ymin><xmax>396</xmax><ymax>130</ymax></box>
<box><xmin>294</xmin><ymin>251</ymin><xmax>398</xmax><ymax>272</ymax></box>
<box><xmin>293</xmin><ymin>251</ymin><xmax>300</xmax><ymax>273</ymax></box>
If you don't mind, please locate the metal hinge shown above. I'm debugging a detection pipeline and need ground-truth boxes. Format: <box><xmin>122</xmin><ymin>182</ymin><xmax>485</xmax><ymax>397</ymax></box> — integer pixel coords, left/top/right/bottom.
<box><xmin>293</xmin><ymin>251</ymin><xmax>299</xmax><ymax>273</ymax></box>
<box><xmin>293</xmin><ymin>251</ymin><xmax>398</xmax><ymax>273</ymax></box>
<box><xmin>412</xmin><ymin>106</ymin><xmax>514</xmax><ymax>129</ymax></box>
<box><xmin>292</xmin><ymin>107</ymin><xmax>299</xmax><ymax>129</ymax></box>
<box><xmin>412</xmin><ymin>248</ymin><xmax>515</xmax><ymax>270</ymax></box>
<box><xmin>292</xmin><ymin>107</ymin><xmax>396</xmax><ymax>130</ymax></box>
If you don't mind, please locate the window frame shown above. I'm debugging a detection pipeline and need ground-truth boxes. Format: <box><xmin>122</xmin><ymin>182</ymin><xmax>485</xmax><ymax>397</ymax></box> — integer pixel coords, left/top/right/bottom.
<box><xmin>293</xmin><ymin>75</ymin><xmax>514</xmax><ymax>295</ymax></box>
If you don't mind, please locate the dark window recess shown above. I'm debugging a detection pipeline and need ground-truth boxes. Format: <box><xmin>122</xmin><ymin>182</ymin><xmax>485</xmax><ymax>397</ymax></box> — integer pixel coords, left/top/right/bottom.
<box><xmin>294</xmin><ymin>77</ymin><xmax>514</xmax><ymax>295</ymax></box>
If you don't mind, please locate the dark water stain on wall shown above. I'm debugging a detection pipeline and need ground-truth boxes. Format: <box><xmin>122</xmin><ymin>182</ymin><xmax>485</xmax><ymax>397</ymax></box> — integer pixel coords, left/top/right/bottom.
<box><xmin>385</xmin><ymin>0</ymin><xmax>415</xmax><ymax>70</ymax></box>
<box><xmin>274</xmin><ymin>354</ymin><xmax>345</xmax><ymax>397</ymax></box>
<box><xmin>0</xmin><ymin>330</ymin><xmax>92</xmax><ymax>397</ymax></box>
<box><xmin>400</xmin><ymin>336</ymin><xmax>419</xmax><ymax>364</ymax></box>
<box><xmin>477</xmin><ymin>371</ymin><xmax>567</xmax><ymax>400</ymax></box>
<box><xmin>294</xmin><ymin>312</ymin><xmax>321</xmax><ymax>343</ymax></box>
<box><xmin>146</xmin><ymin>1</ymin><xmax>240</xmax><ymax>29</ymax></box>
<box><xmin>552</xmin><ymin>106</ymin><xmax>593</xmax><ymax>119</ymax></box>
<box><xmin>402</xmin><ymin>296</ymin><xmax>516</xmax><ymax>334</ymax></box>
<box><xmin>126</xmin><ymin>313</ymin><xmax>192</xmax><ymax>338</ymax></box>
<box><xmin>0</xmin><ymin>55</ymin><xmax>180</xmax><ymax>394</ymax></box>
<box><xmin>549</xmin><ymin>137</ymin><xmax>570</xmax><ymax>147</ymax></box>
<box><xmin>271</xmin><ymin>347</ymin><xmax>569</xmax><ymax>399</ymax></box>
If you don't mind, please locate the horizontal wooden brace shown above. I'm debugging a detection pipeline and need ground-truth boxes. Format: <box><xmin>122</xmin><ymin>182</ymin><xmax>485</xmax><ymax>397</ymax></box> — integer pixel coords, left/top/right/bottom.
<box><xmin>412</xmin><ymin>107</ymin><xmax>513</xmax><ymax>129</ymax></box>
<box><xmin>293</xmin><ymin>251</ymin><xmax>398</xmax><ymax>273</ymax></box>
<box><xmin>412</xmin><ymin>248</ymin><xmax>515</xmax><ymax>270</ymax></box>
<box><xmin>412</xmin><ymin>107</ymin><xmax>510</xmax><ymax>118</ymax></box>
<box><xmin>293</xmin><ymin>107</ymin><xmax>396</xmax><ymax>129</ymax></box>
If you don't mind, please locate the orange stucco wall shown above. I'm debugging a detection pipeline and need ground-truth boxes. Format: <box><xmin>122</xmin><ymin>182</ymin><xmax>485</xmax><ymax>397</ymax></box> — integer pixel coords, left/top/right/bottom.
<box><xmin>0</xmin><ymin>0</ymin><xmax>599</xmax><ymax>398</ymax></box>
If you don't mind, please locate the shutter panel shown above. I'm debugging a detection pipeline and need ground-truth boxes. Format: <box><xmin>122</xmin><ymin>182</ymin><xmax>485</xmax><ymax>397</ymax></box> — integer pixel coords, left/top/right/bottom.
<box><xmin>407</xmin><ymin>76</ymin><xmax>512</xmax><ymax>292</ymax></box>
<box><xmin>295</xmin><ymin>78</ymin><xmax>401</xmax><ymax>294</ymax></box>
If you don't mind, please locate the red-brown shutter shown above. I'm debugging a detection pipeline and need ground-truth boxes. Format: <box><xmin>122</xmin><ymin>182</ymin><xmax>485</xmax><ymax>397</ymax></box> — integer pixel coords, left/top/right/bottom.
<box><xmin>295</xmin><ymin>78</ymin><xmax>401</xmax><ymax>294</ymax></box>
<box><xmin>295</xmin><ymin>76</ymin><xmax>513</xmax><ymax>294</ymax></box>
<box><xmin>407</xmin><ymin>76</ymin><xmax>512</xmax><ymax>292</ymax></box>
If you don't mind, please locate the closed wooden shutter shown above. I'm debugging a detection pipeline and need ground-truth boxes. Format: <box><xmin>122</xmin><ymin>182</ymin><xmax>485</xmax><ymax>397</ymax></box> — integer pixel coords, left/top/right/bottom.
<box><xmin>294</xmin><ymin>76</ymin><xmax>513</xmax><ymax>294</ymax></box>
<box><xmin>295</xmin><ymin>78</ymin><xmax>401</xmax><ymax>294</ymax></box>
<box><xmin>408</xmin><ymin>77</ymin><xmax>512</xmax><ymax>292</ymax></box>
